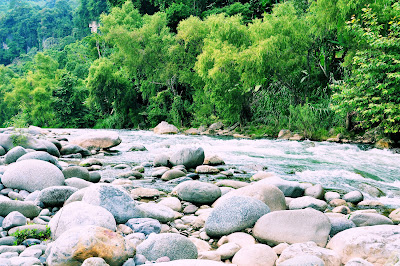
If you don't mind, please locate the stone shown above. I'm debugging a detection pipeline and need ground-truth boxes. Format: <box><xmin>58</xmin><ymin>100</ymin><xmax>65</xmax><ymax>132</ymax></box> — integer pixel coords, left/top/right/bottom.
<box><xmin>131</xmin><ymin>187</ymin><xmax>163</xmax><ymax>199</ymax></box>
<box><xmin>389</xmin><ymin>208</ymin><xmax>400</xmax><ymax>224</ymax></box>
<box><xmin>2</xmin><ymin>211</ymin><xmax>27</xmax><ymax>230</ymax></box>
<box><xmin>0</xmin><ymin>145</ymin><xmax>6</xmax><ymax>156</ymax></box>
<box><xmin>209</xmin><ymin>122</ymin><xmax>224</xmax><ymax>131</ymax></box>
<box><xmin>205</xmin><ymin>196</ymin><xmax>270</xmax><ymax>237</ymax></box>
<box><xmin>71</xmin><ymin>131</ymin><xmax>121</xmax><ymax>150</ymax></box>
<box><xmin>273</xmin><ymin>243</ymin><xmax>289</xmax><ymax>255</ymax></box>
<box><xmin>173</xmin><ymin>181</ymin><xmax>221</xmax><ymax>205</ymax></box>
<box><xmin>250</xmin><ymin>171</ymin><xmax>276</xmax><ymax>181</ymax></box>
<box><xmin>278</xmin><ymin>255</ymin><xmax>325</xmax><ymax>266</ymax></box>
<box><xmin>4</xmin><ymin>146</ymin><xmax>27</xmax><ymax>164</ymax></box>
<box><xmin>0</xmin><ymin>236</ymin><xmax>17</xmax><ymax>246</ymax></box>
<box><xmin>342</xmin><ymin>191</ymin><xmax>363</xmax><ymax>204</ymax></box>
<box><xmin>289</xmin><ymin>134</ymin><xmax>304</xmax><ymax>141</ymax></box>
<box><xmin>154</xmin><ymin>121</ymin><xmax>178</xmax><ymax>134</ymax></box>
<box><xmin>195</xmin><ymin>165</ymin><xmax>220</xmax><ymax>174</ymax></box>
<box><xmin>184</xmin><ymin>128</ymin><xmax>200</xmax><ymax>135</ymax></box>
<box><xmin>19</xmin><ymin>248</ymin><xmax>42</xmax><ymax>258</ymax></box>
<box><xmin>153</xmin><ymin>154</ymin><xmax>170</xmax><ymax>167</ymax></box>
<box><xmin>226</xmin><ymin>232</ymin><xmax>256</xmax><ymax>248</ymax></box>
<box><xmin>128</xmin><ymin>144</ymin><xmax>147</xmax><ymax>151</ymax></box>
<box><xmin>28</xmin><ymin>126</ymin><xmax>49</xmax><ymax>135</ymax></box>
<box><xmin>253</xmin><ymin>208</ymin><xmax>331</xmax><ymax>247</ymax></box>
<box><xmin>136</xmin><ymin>233</ymin><xmax>197</xmax><ymax>261</ymax></box>
<box><xmin>49</xmin><ymin>201</ymin><xmax>116</xmax><ymax>239</ymax></box>
<box><xmin>37</xmin><ymin>186</ymin><xmax>78</xmax><ymax>207</ymax></box>
<box><xmin>215</xmin><ymin>242</ymin><xmax>240</xmax><ymax>260</ymax></box>
<box><xmin>64</xmin><ymin>177</ymin><xmax>93</xmax><ymax>189</ymax></box>
<box><xmin>158</xmin><ymin>197</ymin><xmax>182</xmax><ymax>212</ymax></box>
<box><xmin>16</xmin><ymin>151</ymin><xmax>62</xmax><ymax>170</ymax></box>
<box><xmin>304</xmin><ymin>184</ymin><xmax>324</xmax><ymax>199</ymax></box>
<box><xmin>82</xmin><ymin>184</ymin><xmax>140</xmax><ymax>224</ymax></box>
<box><xmin>232</xmin><ymin>244</ymin><xmax>277</xmax><ymax>266</ymax></box>
<box><xmin>276</xmin><ymin>241</ymin><xmax>341</xmax><ymax>266</ymax></box>
<box><xmin>0</xmin><ymin>246</ymin><xmax>25</xmax><ymax>254</ymax></box>
<box><xmin>348</xmin><ymin>212</ymin><xmax>394</xmax><ymax>227</ymax></box>
<box><xmin>89</xmin><ymin>172</ymin><xmax>101</xmax><ymax>183</ymax></box>
<box><xmin>82</xmin><ymin>257</ymin><xmax>110</xmax><ymax>266</ymax></box>
<box><xmin>152</xmin><ymin>167</ymin><xmax>170</xmax><ymax>177</ymax></box>
<box><xmin>169</xmin><ymin>147</ymin><xmax>205</xmax><ymax>169</ymax></box>
<box><xmin>203</xmin><ymin>155</ymin><xmax>225</xmax><ymax>166</ymax></box>
<box><xmin>9</xmin><ymin>257</ymin><xmax>42</xmax><ymax>265</ymax></box>
<box><xmin>136</xmin><ymin>203</ymin><xmax>175</xmax><ymax>223</ymax></box>
<box><xmin>80</xmin><ymin>158</ymin><xmax>103</xmax><ymax>167</ymax></box>
<box><xmin>189</xmin><ymin>237</ymin><xmax>211</xmax><ymax>253</ymax></box>
<box><xmin>330</xmin><ymin>199</ymin><xmax>347</xmax><ymax>207</ymax></box>
<box><xmin>8</xmin><ymin>224</ymin><xmax>47</xmax><ymax>235</ymax></box>
<box><xmin>198</xmin><ymin>251</ymin><xmax>220</xmax><ymax>261</ymax></box>
<box><xmin>126</xmin><ymin>218</ymin><xmax>161</xmax><ymax>235</ymax></box>
<box><xmin>62</xmin><ymin>166</ymin><xmax>90</xmax><ymax>181</ymax></box>
<box><xmin>213</xmin><ymin>182</ymin><xmax>286</xmax><ymax>212</ymax></box>
<box><xmin>325</xmin><ymin>191</ymin><xmax>341</xmax><ymax>202</ymax></box>
<box><xmin>328</xmin><ymin>216</ymin><xmax>356</xmax><ymax>237</ymax></box>
<box><xmin>257</xmin><ymin>177</ymin><xmax>304</xmax><ymax>198</ymax></box>
<box><xmin>0</xmin><ymin>201</ymin><xmax>40</xmax><ymax>218</ymax></box>
<box><xmin>1</xmin><ymin>159</ymin><xmax>65</xmax><ymax>192</ymax></box>
<box><xmin>60</xmin><ymin>144</ymin><xmax>90</xmax><ymax>157</ymax></box>
<box><xmin>278</xmin><ymin>129</ymin><xmax>292</xmax><ymax>140</ymax></box>
<box><xmin>288</xmin><ymin>196</ymin><xmax>328</xmax><ymax>212</ymax></box>
<box><xmin>345</xmin><ymin>258</ymin><xmax>374</xmax><ymax>266</ymax></box>
<box><xmin>161</xmin><ymin>169</ymin><xmax>186</xmax><ymax>181</ymax></box>
<box><xmin>64</xmin><ymin>187</ymin><xmax>88</xmax><ymax>205</ymax></box>
<box><xmin>46</xmin><ymin>225</ymin><xmax>134</xmax><ymax>266</ymax></box>
<box><xmin>327</xmin><ymin>225</ymin><xmax>400</xmax><ymax>265</ymax></box>
<box><xmin>151</xmin><ymin>260</ymin><xmax>228</xmax><ymax>266</ymax></box>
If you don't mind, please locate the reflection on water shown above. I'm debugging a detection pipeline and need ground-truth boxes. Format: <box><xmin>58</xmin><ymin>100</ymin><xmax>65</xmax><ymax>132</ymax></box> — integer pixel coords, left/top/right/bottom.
<box><xmin>53</xmin><ymin>129</ymin><xmax>400</xmax><ymax>207</ymax></box>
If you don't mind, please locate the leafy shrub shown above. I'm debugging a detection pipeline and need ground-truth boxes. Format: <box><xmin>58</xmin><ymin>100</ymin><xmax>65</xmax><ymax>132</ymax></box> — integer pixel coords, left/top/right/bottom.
<box><xmin>11</xmin><ymin>226</ymin><xmax>51</xmax><ymax>245</ymax></box>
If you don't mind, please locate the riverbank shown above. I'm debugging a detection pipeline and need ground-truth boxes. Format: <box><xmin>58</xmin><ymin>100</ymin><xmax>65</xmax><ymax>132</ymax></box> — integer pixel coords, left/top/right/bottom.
<box><xmin>0</xmin><ymin>127</ymin><xmax>400</xmax><ymax>265</ymax></box>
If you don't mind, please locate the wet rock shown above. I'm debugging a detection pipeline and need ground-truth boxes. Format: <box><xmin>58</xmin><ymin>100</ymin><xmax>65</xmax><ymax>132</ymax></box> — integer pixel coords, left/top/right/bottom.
<box><xmin>232</xmin><ymin>244</ymin><xmax>277</xmax><ymax>266</ymax></box>
<box><xmin>154</xmin><ymin>121</ymin><xmax>178</xmax><ymax>135</ymax></box>
<box><xmin>205</xmin><ymin>196</ymin><xmax>270</xmax><ymax>237</ymax></box>
<box><xmin>0</xmin><ymin>201</ymin><xmax>40</xmax><ymax>218</ymax></box>
<box><xmin>136</xmin><ymin>233</ymin><xmax>197</xmax><ymax>261</ymax></box>
<box><xmin>49</xmin><ymin>201</ymin><xmax>116</xmax><ymax>239</ymax></box>
<box><xmin>342</xmin><ymin>191</ymin><xmax>363</xmax><ymax>204</ymax></box>
<box><xmin>126</xmin><ymin>218</ymin><xmax>161</xmax><ymax>235</ymax></box>
<box><xmin>253</xmin><ymin>208</ymin><xmax>331</xmax><ymax>247</ymax></box>
<box><xmin>348</xmin><ymin>212</ymin><xmax>394</xmax><ymax>226</ymax></box>
<box><xmin>89</xmin><ymin>172</ymin><xmax>101</xmax><ymax>183</ymax></box>
<box><xmin>289</xmin><ymin>196</ymin><xmax>328</xmax><ymax>212</ymax></box>
<box><xmin>250</xmin><ymin>171</ymin><xmax>276</xmax><ymax>181</ymax></box>
<box><xmin>2</xmin><ymin>159</ymin><xmax>65</xmax><ymax>192</ymax></box>
<box><xmin>169</xmin><ymin>147</ymin><xmax>205</xmax><ymax>169</ymax></box>
<box><xmin>195</xmin><ymin>165</ymin><xmax>220</xmax><ymax>174</ymax></box>
<box><xmin>173</xmin><ymin>181</ymin><xmax>221</xmax><ymax>205</ymax></box>
<box><xmin>128</xmin><ymin>144</ymin><xmax>147</xmax><ymax>151</ymax></box>
<box><xmin>63</xmin><ymin>166</ymin><xmax>90</xmax><ymax>181</ymax></box>
<box><xmin>161</xmin><ymin>169</ymin><xmax>186</xmax><ymax>181</ymax></box>
<box><xmin>4</xmin><ymin>146</ymin><xmax>27</xmax><ymax>164</ymax></box>
<box><xmin>152</xmin><ymin>167</ymin><xmax>170</xmax><ymax>177</ymax></box>
<box><xmin>46</xmin><ymin>225</ymin><xmax>134</xmax><ymax>266</ymax></box>
<box><xmin>154</xmin><ymin>154</ymin><xmax>170</xmax><ymax>167</ymax></box>
<box><xmin>82</xmin><ymin>184</ymin><xmax>140</xmax><ymax>223</ymax></box>
<box><xmin>327</xmin><ymin>225</ymin><xmax>400</xmax><ymax>265</ymax></box>
<box><xmin>71</xmin><ymin>131</ymin><xmax>121</xmax><ymax>150</ymax></box>
<box><xmin>215</xmin><ymin>180</ymin><xmax>248</xmax><ymax>189</ymax></box>
<box><xmin>37</xmin><ymin>186</ymin><xmax>78</xmax><ymax>207</ymax></box>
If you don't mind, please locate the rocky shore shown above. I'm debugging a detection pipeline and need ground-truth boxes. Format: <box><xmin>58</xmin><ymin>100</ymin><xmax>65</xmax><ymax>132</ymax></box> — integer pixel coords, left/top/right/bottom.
<box><xmin>0</xmin><ymin>125</ymin><xmax>399</xmax><ymax>266</ymax></box>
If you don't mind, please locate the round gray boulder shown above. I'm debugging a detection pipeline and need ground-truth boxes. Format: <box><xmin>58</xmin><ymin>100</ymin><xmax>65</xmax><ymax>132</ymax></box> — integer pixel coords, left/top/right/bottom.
<box><xmin>342</xmin><ymin>191</ymin><xmax>363</xmax><ymax>204</ymax></box>
<box><xmin>2</xmin><ymin>211</ymin><xmax>27</xmax><ymax>230</ymax></box>
<box><xmin>205</xmin><ymin>196</ymin><xmax>270</xmax><ymax>237</ymax></box>
<box><xmin>173</xmin><ymin>181</ymin><xmax>221</xmax><ymax>205</ymax></box>
<box><xmin>37</xmin><ymin>186</ymin><xmax>78</xmax><ymax>207</ymax></box>
<box><xmin>62</xmin><ymin>166</ymin><xmax>90</xmax><ymax>181</ymax></box>
<box><xmin>2</xmin><ymin>159</ymin><xmax>65</xmax><ymax>192</ymax></box>
<box><xmin>49</xmin><ymin>201</ymin><xmax>117</xmax><ymax>239</ymax></box>
<box><xmin>16</xmin><ymin>151</ymin><xmax>62</xmax><ymax>170</ymax></box>
<box><xmin>136</xmin><ymin>233</ymin><xmax>198</xmax><ymax>261</ymax></box>
<box><xmin>169</xmin><ymin>147</ymin><xmax>205</xmax><ymax>169</ymax></box>
<box><xmin>82</xmin><ymin>184</ymin><xmax>140</xmax><ymax>223</ymax></box>
<box><xmin>4</xmin><ymin>146</ymin><xmax>27</xmax><ymax>164</ymax></box>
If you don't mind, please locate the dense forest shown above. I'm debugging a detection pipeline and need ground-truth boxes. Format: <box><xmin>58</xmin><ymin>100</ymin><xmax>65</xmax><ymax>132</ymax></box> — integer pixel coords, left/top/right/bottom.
<box><xmin>0</xmin><ymin>0</ymin><xmax>399</xmax><ymax>141</ymax></box>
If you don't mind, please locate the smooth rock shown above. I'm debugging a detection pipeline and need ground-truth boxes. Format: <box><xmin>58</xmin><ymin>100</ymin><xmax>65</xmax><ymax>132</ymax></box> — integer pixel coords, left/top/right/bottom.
<box><xmin>189</xmin><ymin>237</ymin><xmax>211</xmax><ymax>252</ymax></box>
<box><xmin>80</xmin><ymin>158</ymin><xmax>103</xmax><ymax>167</ymax></box>
<box><xmin>195</xmin><ymin>165</ymin><xmax>220</xmax><ymax>174</ymax></box>
<box><xmin>325</xmin><ymin>191</ymin><xmax>341</xmax><ymax>202</ymax></box>
<box><xmin>161</xmin><ymin>169</ymin><xmax>186</xmax><ymax>181</ymax></box>
<box><xmin>205</xmin><ymin>196</ymin><xmax>270</xmax><ymax>237</ymax></box>
<box><xmin>203</xmin><ymin>155</ymin><xmax>224</xmax><ymax>166</ymax></box>
<box><xmin>0</xmin><ymin>246</ymin><xmax>25</xmax><ymax>254</ymax></box>
<box><xmin>46</xmin><ymin>225</ymin><xmax>134</xmax><ymax>266</ymax></box>
<box><xmin>9</xmin><ymin>257</ymin><xmax>42</xmax><ymax>265</ymax></box>
<box><xmin>89</xmin><ymin>172</ymin><xmax>101</xmax><ymax>183</ymax></box>
<box><xmin>250</xmin><ymin>171</ymin><xmax>276</xmax><ymax>181</ymax></box>
<box><xmin>82</xmin><ymin>257</ymin><xmax>110</xmax><ymax>266</ymax></box>
<box><xmin>82</xmin><ymin>184</ymin><xmax>140</xmax><ymax>224</ymax></box>
<box><xmin>158</xmin><ymin>197</ymin><xmax>182</xmax><ymax>212</ymax></box>
<box><xmin>37</xmin><ymin>186</ymin><xmax>78</xmax><ymax>207</ymax></box>
<box><xmin>389</xmin><ymin>208</ymin><xmax>400</xmax><ymax>224</ymax></box>
<box><xmin>2</xmin><ymin>160</ymin><xmax>65</xmax><ymax>192</ymax></box>
<box><xmin>226</xmin><ymin>232</ymin><xmax>256</xmax><ymax>248</ymax></box>
<box><xmin>257</xmin><ymin>177</ymin><xmax>304</xmax><ymax>198</ymax></box>
<box><xmin>131</xmin><ymin>187</ymin><xmax>163</xmax><ymax>199</ymax></box>
<box><xmin>136</xmin><ymin>203</ymin><xmax>175</xmax><ymax>223</ymax></box>
<box><xmin>49</xmin><ymin>201</ymin><xmax>117</xmax><ymax>239</ymax></box>
<box><xmin>136</xmin><ymin>233</ymin><xmax>197</xmax><ymax>261</ymax></box>
<box><xmin>19</xmin><ymin>248</ymin><xmax>42</xmax><ymax>258</ymax></box>
<box><xmin>173</xmin><ymin>181</ymin><xmax>221</xmax><ymax>205</ymax></box>
<box><xmin>62</xmin><ymin>166</ymin><xmax>90</xmax><ymax>181</ymax></box>
<box><xmin>215</xmin><ymin>180</ymin><xmax>248</xmax><ymax>189</ymax></box>
<box><xmin>0</xmin><ymin>201</ymin><xmax>40</xmax><ymax>218</ymax></box>
<box><xmin>2</xmin><ymin>211</ymin><xmax>27</xmax><ymax>230</ymax></box>
<box><xmin>232</xmin><ymin>244</ymin><xmax>277</xmax><ymax>266</ymax></box>
<box><xmin>64</xmin><ymin>177</ymin><xmax>93</xmax><ymax>189</ymax></box>
<box><xmin>348</xmin><ymin>212</ymin><xmax>394</xmax><ymax>227</ymax></box>
<box><xmin>4</xmin><ymin>146</ymin><xmax>27</xmax><ymax>164</ymax></box>
<box><xmin>327</xmin><ymin>225</ymin><xmax>400</xmax><ymax>265</ymax></box>
<box><xmin>60</xmin><ymin>144</ymin><xmax>90</xmax><ymax>157</ymax></box>
<box><xmin>289</xmin><ymin>196</ymin><xmax>328</xmax><ymax>212</ymax></box>
<box><xmin>169</xmin><ymin>147</ymin><xmax>205</xmax><ymax>169</ymax></box>
<box><xmin>128</xmin><ymin>144</ymin><xmax>147</xmax><ymax>151</ymax></box>
<box><xmin>16</xmin><ymin>151</ymin><xmax>61</xmax><ymax>169</ymax></box>
<box><xmin>276</xmin><ymin>241</ymin><xmax>341</xmax><ymax>266</ymax></box>
<box><xmin>153</xmin><ymin>155</ymin><xmax>170</xmax><ymax>167</ymax></box>
<box><xmin>151</xmin><ymin>260</ymin><xmax>229</xmax><ymax>266</ymax></box>
<box><xmin>253</xmin><ymin>208</ymin><xmax>331</xmax><ymax>247</ymax></box>
<box><xmin>71</xmin><ymin>131</ymin><xmax>121</xmax><ymax>150</ymax></box>
<box><xmin>328</xmin><ymin>216</ymin><xmax>356</xmax><ymax>237</ymax></box>
<box><xmin>278</xmin><ymin>255</ymin><xmax>325</xmax><ymax>266</ymax></box>
<box><xmin>342</xmin><ymin>191</ymin><xmax>363</xmax><ymax>204</ymax></box>
<box><xmin>345</xmin><ymin>258</ymin><xmax>374</xmax><ymax>266</ymax></box>
<box><xmin>126</xmin><ymin>218</ymin><xmax>161</xmax><ymax>235</ymax></box>
<box><xmin>304</xmin><ymin>184</ymin><xmax>324</xmax><ymax>199</ymax></box>
<box><xmin>154</xmin><ymin>121</ymin><xmax>178</xmax><ymax>135</ymax></box>
<box><xmin>216</xmin><ymin>242</ymin><xmax>240</xmax><ymax>260</ymax></box>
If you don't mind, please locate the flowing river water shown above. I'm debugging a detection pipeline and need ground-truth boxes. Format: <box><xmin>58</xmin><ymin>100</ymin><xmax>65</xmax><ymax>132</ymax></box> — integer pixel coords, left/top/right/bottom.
<box><xmin>53</xmin><ymin>129</ymin><xmax>400</xmax><ymax>208</ymax></box>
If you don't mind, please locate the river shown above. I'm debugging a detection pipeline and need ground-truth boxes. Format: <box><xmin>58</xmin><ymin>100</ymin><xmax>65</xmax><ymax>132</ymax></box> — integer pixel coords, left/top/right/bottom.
<box><xmin>53</xmin><ymin>129</ymin><xmax>400</xmax><ymax>208</ymax></box>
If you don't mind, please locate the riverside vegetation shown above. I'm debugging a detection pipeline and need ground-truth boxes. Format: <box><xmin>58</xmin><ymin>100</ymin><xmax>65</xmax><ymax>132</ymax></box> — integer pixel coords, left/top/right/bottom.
<box><xmin>0</xmin><ymin>127</ymin><xmax>400</xmax><ymax>265</ymax></box>
<box><xmin>0</xmin><ymin>0</ymin><xmax>399</xmax><ymax>145</ymax></box>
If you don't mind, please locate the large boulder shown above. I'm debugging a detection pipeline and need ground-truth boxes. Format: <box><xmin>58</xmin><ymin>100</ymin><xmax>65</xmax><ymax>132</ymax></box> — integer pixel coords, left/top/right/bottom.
<box><xmin>154</xmin><ymin>121</ymin><xmax>178</xmax><ymax>135</ymax></box>
<box><xmin>136</xmin><ymin>233</ymin><xmax>197</xmax><ymax>261</ymax></box>
<box><xmin>213</xmin><ymin>182</ymin><xmax>286</xmax><ymax>211</ymax></box>
<box><xmin>327</xmin><ymin>225</ymin><xmax>400</xmax><ymax>265</ymax></box>
<box><xmin>82</xmin><ymin>184</ymin><xmax>140</xmax><ymax>223</ymax></box>
<box><xmin>49</xmin><ymin>201</ymin><xmax>117</xmax><ymax>239</ymax></box>
<box><xmin>4</xmin><ymin>146</ymin><xmax>27</xmax><ymax>164</ymax></box>
<box><xmin>36</xmin><ymin>186</ymin><xmax>78</xmax><ymax>207</ymax></box>
<box><xmin>46</xmin><ymin>225</ymin><xmax>134</xmax><ymax>266</ymax></box>
<box><xmin>169</xmin><ymin>147</ymin><xmax>205</xmax><ymax>169</ymax></box>
<box><xmin>1</xmin><ymin>160</ymin><xmax>65</xmax><ymax>192</ymax></box>
<box><xmin>253</xmin><ymin>208</ymin><xmax>331</xmax><ymax>247</ymax></box>
<box><xmin>173</xmin><ymin>181</ymin><xmax>221</xmax><ymax>205</ymax></box>
<box><xmin>205</xmin><ymin>196</ymin><xmax>270</xmax><ymax>237</ymax></box>
<box><xmin>71</xmin><ymin>131</ymin><xmax>121</xmax><ymax>150</ymax></box>
<box><xmin>16</xmin><ymin>151</ymin><xmax>62</xmax><ymax>170</ymax></box>
<box><xmin>0</xmin><ymin>201</ymin><xmax>40</xmax><ymax>218</ymax></box>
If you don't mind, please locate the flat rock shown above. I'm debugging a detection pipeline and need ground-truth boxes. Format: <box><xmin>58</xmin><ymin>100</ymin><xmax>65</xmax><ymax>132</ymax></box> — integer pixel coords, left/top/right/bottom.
<box><xmin>253</xmin><ymin>208</ymin><xmax>331</xmax><ymax>247</ymax></box>
<box><xmin>2</xmin><ymin>159</ymin><xmax>65</xmax><ymax>192</ymax></box>
<box><xmin>196</xmin><ymin>165</ymin><xmax>220</xmax><ymax>174</ymax></box>
<box><xmin>49</xmin><ymin>201</ymin><xmax>117</xmax><ymax>239</ymax></box>
<box><xmin>348</xmin><ymin>213</ymin><xmax>394</xmax><ymax>227</ymax></box>
<box><xmin>131</xmin><ymin>187</ymin><xmax>164</xmax><ymax>199</ymax></box>
<box><xmin>327</xmin><ymin>225</ymin><xmax>400</xmax><ymax>265</ymax></box>
<box><xmin>71</xmin><ymin>131</ymin><xmax>121</xmax><ymax>150</ymax></box>
<box><xmin>205</xmin><ymin>196</ymin><xmax>270</xmax><ymax>237</ymax></box>
<box><xmin>136</xmin><ymin>233</ymin><xmax>197</xmax><ymax>261</ymax></box>
<box><xmin>173</xmin><ymin>181</ymin><xmax>221</xmax><ymax>205</ymax></box>
<box><xmin>0</xmin><ymin>201</ymin><xmax>40</xmax><ymax>218</ymax></box>
<box><xmin>46</xmin><ymin>225</ymin><xmax>134</xmax><ymax>266</ymax></box>
<box><xmin>232</xmin><ymin>244</ymin><xmax>277</xmax><ymax>266</ymax></box>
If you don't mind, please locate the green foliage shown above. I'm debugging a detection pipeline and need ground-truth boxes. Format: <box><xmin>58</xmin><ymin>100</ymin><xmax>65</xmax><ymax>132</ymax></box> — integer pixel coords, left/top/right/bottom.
<box><xmin>332</xmin><ymin>3</ymin><xmax>400</xmax><ymax>133</ymax></box>
<box><xmin>11</xmin><ymin>226</ymin><xmax>51</xmax><ymax>245</ymax></box>
<box><xmin>10</xmin><ymin>131</ymin><xmax>28</xmax><ymax>146</ymax></box>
